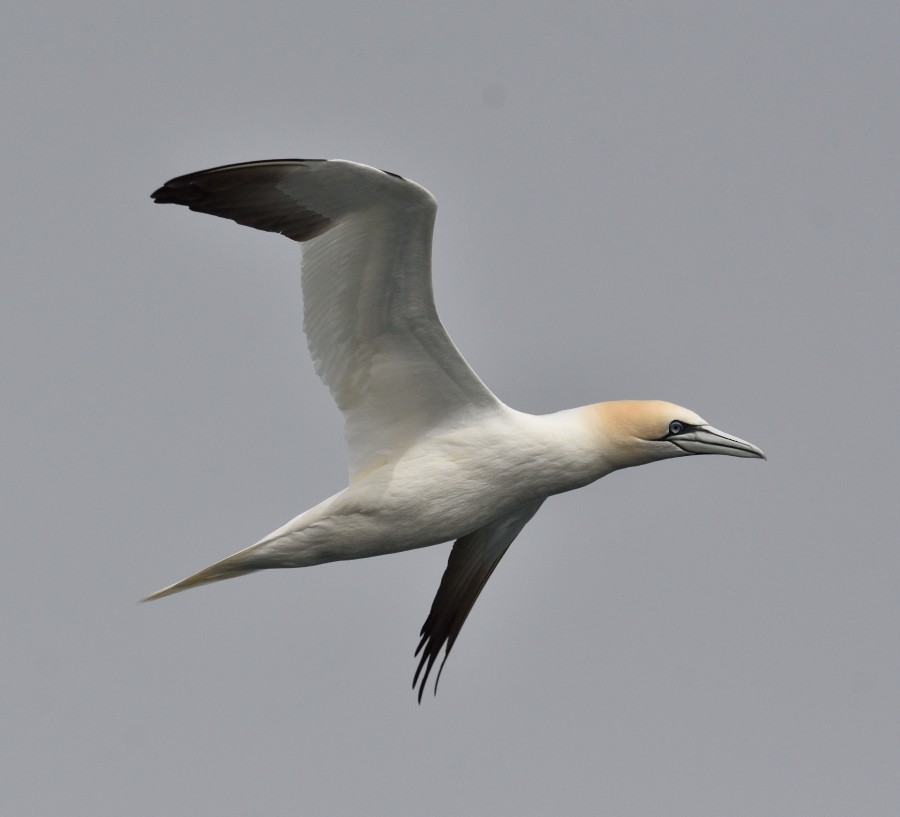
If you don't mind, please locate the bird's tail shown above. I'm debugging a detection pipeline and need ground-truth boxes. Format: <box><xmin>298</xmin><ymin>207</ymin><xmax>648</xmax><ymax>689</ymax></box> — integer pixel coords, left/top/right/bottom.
<box><xmin>142</xmin><ymin>502</ymin><xmax>336</xmax><ymax>602</ymax></box>
<box><xmin>141</xmin><ymin>551</ymin><xmax>259</xmax><ymax>602</ymax></box>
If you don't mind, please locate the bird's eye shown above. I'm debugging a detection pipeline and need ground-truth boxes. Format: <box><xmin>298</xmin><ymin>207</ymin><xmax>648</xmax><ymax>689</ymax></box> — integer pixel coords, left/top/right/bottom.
<box><xmin>668</xmin><ymin>420</ymin><xmax>685</xmax><ymax>435</ymax></box>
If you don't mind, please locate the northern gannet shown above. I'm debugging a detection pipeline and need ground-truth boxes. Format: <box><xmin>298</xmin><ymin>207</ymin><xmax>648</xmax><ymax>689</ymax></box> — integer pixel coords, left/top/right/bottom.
<box><xmin>146</xmin><ymin>159</ymin><xmax>765</xmax><ymax>700</ymax></box>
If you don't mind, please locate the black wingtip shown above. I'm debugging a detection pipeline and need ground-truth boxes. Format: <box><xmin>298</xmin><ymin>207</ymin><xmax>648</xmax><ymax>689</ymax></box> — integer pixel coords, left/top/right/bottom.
<box><xmin>413</xmin><ymin>633</ymin><xmax>452</xmax><ymax>703</ymax></box>
<box><xmin>150</xmin><ymin>182</ymin><xmax>204</xmax><ymax>205</ymax></box>
<box><xmin>150</xmin><ymin>159</ymin><xmax>311</xmax><ymax>206</ymax></box>
<box><xmin>148</xmin><ymin>162</ymin><xmax>334</xmax><ymax>242</ymax></box>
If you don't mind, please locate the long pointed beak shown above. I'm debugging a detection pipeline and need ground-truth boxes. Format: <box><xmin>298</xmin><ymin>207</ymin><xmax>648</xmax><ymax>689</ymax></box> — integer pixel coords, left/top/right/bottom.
<box><xmin>671</xmin><ymin>425</ymin><xmax>766</xmax><ymax>459</ymax></box>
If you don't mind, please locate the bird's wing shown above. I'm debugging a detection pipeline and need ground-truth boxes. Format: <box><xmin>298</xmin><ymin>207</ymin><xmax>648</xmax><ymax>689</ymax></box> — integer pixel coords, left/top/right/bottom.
<box><xmin>152</xmin><ymin>159</ymin><xmax>504</xmax><ymax>478</ymax></box>
<box><xmin>414</xmin><ymin>498</ymin><xmax>545</xmax><ymax>702</ymax></box>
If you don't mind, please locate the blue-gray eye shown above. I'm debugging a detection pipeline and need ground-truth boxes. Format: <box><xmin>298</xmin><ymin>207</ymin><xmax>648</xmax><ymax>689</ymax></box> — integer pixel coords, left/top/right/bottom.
<box><xmin>668</xmin><ymin>420</ymin><xmax>684</xmax><ymax>435</ymax></box>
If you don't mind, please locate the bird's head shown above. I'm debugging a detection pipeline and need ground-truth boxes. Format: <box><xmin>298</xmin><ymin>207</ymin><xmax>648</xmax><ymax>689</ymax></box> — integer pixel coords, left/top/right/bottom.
<box><xmin>593</xmin><ymin>400</ymin><xmax>766</xmax><ymax>469</ymax></box>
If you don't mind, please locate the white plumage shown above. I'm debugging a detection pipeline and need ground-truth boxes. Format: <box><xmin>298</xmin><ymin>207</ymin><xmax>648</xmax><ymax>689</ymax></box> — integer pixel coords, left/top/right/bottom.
<box><xmin>147</xmin><ymin>159</ymin><xmax>765</xmax><ymax>700</ymax></box>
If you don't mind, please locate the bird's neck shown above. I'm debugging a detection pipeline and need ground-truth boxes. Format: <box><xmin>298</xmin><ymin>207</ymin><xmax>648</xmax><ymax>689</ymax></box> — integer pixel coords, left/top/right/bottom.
<box><xmin>505</xmin><ymin>406</ymin><xmax>623</xmax><ymax>496</ymax></box>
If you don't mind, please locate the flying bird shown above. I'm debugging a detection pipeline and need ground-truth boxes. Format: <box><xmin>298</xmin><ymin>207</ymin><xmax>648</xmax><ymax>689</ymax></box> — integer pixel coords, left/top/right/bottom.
<box><xmin>146</xmin><ymin>159</ymin><xmax>765</xmax><ymax>700</ymax></box>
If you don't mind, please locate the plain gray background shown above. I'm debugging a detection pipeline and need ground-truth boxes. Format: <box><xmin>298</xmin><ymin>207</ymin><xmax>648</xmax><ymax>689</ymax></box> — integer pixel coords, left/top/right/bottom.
<box><xmin>3</xmin><ymin>2</ymin><xmax>899</xmax><ymax>815</ymax></box>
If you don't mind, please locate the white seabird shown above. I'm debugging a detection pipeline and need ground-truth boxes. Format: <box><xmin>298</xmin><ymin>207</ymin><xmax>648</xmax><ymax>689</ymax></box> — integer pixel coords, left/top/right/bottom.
<box><xmin>146</xmin><ymin>159</ymin><xmax>765</xmax><ymax>700</ymax></box>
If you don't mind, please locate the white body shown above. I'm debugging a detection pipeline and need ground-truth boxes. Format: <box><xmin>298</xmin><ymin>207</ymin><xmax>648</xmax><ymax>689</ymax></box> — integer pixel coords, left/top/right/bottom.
<box><xmin>240</xmin><ymin>406</ymin><xmax>612</xmax><ymax>570</ymax></box>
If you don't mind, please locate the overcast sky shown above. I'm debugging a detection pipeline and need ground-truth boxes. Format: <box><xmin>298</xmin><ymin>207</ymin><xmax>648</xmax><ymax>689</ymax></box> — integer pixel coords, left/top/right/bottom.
<box><xmin>3</xmin><ymin>2</ymin><xmax>899</xmax><ymax>815</ymax></box>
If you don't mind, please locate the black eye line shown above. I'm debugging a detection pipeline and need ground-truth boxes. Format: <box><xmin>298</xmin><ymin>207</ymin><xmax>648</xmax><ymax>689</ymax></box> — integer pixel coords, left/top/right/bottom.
<box><xmin>660</xmin><ymin>421</ymin><xmax>698</xmax><ymax>441</ymax></box>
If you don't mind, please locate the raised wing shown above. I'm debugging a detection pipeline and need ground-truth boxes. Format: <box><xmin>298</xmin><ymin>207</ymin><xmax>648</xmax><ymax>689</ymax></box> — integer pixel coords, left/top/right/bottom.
<box><xmin>414</xmin><ymin>499</ymin><xmax>545</xmax><ymax>702</ymax></box>
<box><xmin>152</xmin><ymin>159</ymin><xmax>504</xmax><ymax>477</ymax></box>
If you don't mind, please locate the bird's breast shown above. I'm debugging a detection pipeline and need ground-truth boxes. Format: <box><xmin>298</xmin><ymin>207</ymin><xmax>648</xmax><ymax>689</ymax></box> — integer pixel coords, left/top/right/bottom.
<box><xmin>347</xmin><ymin>408</ymin><xmax>612</xmax><ymax>544</ymax></box>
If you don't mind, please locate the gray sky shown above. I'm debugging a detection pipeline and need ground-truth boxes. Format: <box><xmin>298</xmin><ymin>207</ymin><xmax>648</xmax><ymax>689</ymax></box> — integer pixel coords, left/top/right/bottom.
<box><xmin>3</xmin><ymin>2</ymin><xmax>899</xmax><ymax>815</ymax></box>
